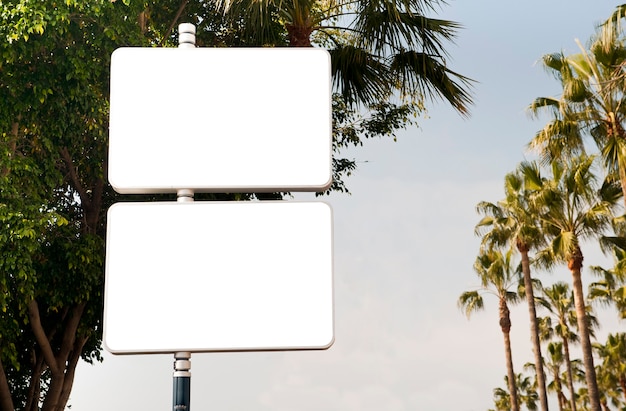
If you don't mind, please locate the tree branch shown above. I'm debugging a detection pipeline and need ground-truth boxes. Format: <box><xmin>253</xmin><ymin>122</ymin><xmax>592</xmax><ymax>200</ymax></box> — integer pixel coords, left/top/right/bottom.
<box><xmin>160</xmin><ymin>0</ymin><xmax>190</xmax><ymax>45</ymax></box>
<box><xmin>58</xmin><ymin>335</ymin><xmax>89</xmax><ymax>411</ymax></box>
<box><xmin>0</xmin><ymin>357</ymin><xmax>15</xmax><ymax>411</ymax></box>
<box><xmin>28</xmin><ymin>300</ymin><xmax>60</xmax><ymax>376</ymax></box>
<box><xmin>40</xmin><ymin>302</ymin><xmax>86</xmax><ymax>411</ymax></box>
<box><xmin>59</xmin><ymin>147</ymin><xmax>90</xmax><ymax>211</ymax></box>
<box><xmin>25</xmin><ymin>352</ymin><xmax>45</xmax><ymax>411</ymax></box>
<box><xmin>57</xmin><ymin>302</ymin><xmax>86</xmax><ymax>369</ymax></box>
<box><xmin>85</xmin><ymin>176</ymin><xmax>105</xmax><ymax>235</ymax></box>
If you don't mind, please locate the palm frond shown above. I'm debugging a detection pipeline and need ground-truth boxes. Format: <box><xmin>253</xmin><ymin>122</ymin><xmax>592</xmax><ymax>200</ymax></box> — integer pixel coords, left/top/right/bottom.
<box><xmin>329</xmin><ymin>44</ymin><xmax>392</xmax><ymax>105</ymax></box>
<box><xmin>389</xmin><ymin>50</ymin><xmax>474</xmax><ymax>116</ymax></box>
<box><xmin>527</xmin><ymin>96</ymin><xmax>561</xmax><ymax>118</ymax></box>
<box><xmin>542</xmin><ymin>52</ymin><xmax>567</xmax><ymax>79</ymax></box>
<box><xmin>458</xmin><ymin>290</ymin><xmax>483</xmax><ymax>318</ymax></box>
<box><xmin>354</xmin><ymin>8</ymin><xmax>460</xmax><ymax>55</ymax></box>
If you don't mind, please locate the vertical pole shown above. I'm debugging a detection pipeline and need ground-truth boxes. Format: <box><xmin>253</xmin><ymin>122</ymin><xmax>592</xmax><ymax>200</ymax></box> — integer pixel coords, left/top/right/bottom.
<box><xmin>178</xmin><ymin>23</ymin><xmax>196</xmax><ymax>49</ymax></box>
<box><xmin>173</xmin><ymin>351</ymin><xmax>192</xmax><ymax>411</ymax></box>
<box><xmin>173</xmin><ymin>23</ymin><xmax>196</xmax><ymax>411</ymax></box>
<box><xmin>173</xmin><ymin>188</ymin><xmax>193</xmax><ymax>411</ymax></box>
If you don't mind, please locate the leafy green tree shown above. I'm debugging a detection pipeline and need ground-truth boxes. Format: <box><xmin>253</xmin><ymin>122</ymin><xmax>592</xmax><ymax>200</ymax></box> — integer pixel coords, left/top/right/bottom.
<box><xmin>0</xmin><ymin>3</ymin><xmax>150</xmax><ymax>410</ymax></box>
<box><xmin>476</xmin><ymin>168</ymin><xmax>550</xmax><ymax>411</ymax></box>
<box><xmin>459</xmin><ymin>249</ymin><xmax>522</xmax><ymax>411</ymax></box>
<box><xmin>523</xmin><ymin>155</ymin><xmax>622</xmax><ymax>411</ymax></box>
<box><xmin>527</xmin><ymin>4</ymin><xmax>626</xmax><ymax>206</ymax></box>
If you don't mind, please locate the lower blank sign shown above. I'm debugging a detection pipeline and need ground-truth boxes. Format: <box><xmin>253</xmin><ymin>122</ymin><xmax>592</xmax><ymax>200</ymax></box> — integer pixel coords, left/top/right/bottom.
<box><xmin>103</xmin><ymin>201</ymin><xmax>333</xmax><ymax>354</ymax></box>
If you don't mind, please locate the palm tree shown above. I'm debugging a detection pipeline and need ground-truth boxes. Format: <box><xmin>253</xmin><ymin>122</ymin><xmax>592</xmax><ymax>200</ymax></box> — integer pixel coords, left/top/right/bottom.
<box><xmin>490</xmin><ymin>373</ymin><xmax>539</xmax><ymax>411</ymax></box>
<box><xmin>538</xmin><ymin>282</ymin><xmax>581</xmax><ymax>411</ymax></box>
<box><xmin>476</xmin><ymin>167</ymin><xmax>550</xmax><ymax>411</ymax></box>
<box><xmin>594</xmin><ymin>358</ymin><xmax>624</xmax><ymax>411</ymax></box>
<box><xmin>542</xmin><ymin>342</ymin><xmax>569</xmax><ymax>411</ymax></box>
<box><xmin>527</xmin><ymin>5</ymin><xmax>626</xmax><ymax>206</ymax></box>
<box><xmin>594</xmin><ymin>333</ymin><xmax>626</xmax><ymax>404</ymax></box>
<box><xmin>589</xmin><ymin>239</ymin><xmax>626</xmax><ymax>319</ymax></box>
<box><xmin>523</xmin><ymin>155</ymin><xmax>622</xmax><ymax>411</ymax></box>
<box><xmin>216</xmin><ymin>0</ymin><xmax>474</xmax><ymax>113</ymax></box>
<box><xmin>459</xmin><ymin>249</ymin><xmax>521</xmax><ymax>411</ymax></box>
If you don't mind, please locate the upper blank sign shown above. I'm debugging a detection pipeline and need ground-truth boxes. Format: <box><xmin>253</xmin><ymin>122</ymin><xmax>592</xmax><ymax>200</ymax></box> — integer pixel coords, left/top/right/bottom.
<box><xmin>108</xmin><ymin>47</ymin><xmax>332</xmax><ymax>194</ymax></box>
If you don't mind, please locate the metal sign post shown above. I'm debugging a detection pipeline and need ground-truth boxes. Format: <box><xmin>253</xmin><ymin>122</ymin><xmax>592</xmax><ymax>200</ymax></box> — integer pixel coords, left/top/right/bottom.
<box><xmin>172</xmin><ymin>23</ymin><xmax>196</xmax><ymax>411</ymax></box>
<box><xmin>173</xmin><ymin>352</ymin><xmax>191</xmax><ymax>411</ymax></box>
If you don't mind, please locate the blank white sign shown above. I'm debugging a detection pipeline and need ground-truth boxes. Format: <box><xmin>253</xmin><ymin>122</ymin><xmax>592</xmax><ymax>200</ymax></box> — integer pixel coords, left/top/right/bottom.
<box><xmin>108</xmin><ymin>47</ymin><xmax>332</xmax><ymax>193</ymax></box>
<box><xmin>103</xmin><ymin>201</ymin><xmax>334</xmax><ymax>354</ymax></box>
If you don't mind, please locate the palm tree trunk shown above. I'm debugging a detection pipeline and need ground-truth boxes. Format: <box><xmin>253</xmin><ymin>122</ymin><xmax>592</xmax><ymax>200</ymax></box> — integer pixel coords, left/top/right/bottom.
<box><xmin>500</xmin><ymin>297</ymin><xmax>520</xmax><ymax>411</ymax></box>
<box><xmin>519</xmin><ymin>245</ymin><xmax>550</xmax><ymax>411</ymax></box>
<box><xmin>617</xmin><ymin>149</ymin><xmax>626</xmax><ymax>209</ymax></box>
<box><xmin>286</xmin><ymin>23</ymin><xmax>313</xmax><ymax>47</ymax></box>
<box><xmin>562</xmin><ymin>335</ymin><xmax>577</xmax><ymax>411</ymax></box>
<box><xmin>568</xmin><ymin>249</ymin><xmax>601</xmax><ymax>411</ymax></box>
<box><xmin>557</xmin><ymin>391</ymin><xmax>567</xmax><ymax>411</ymax></box>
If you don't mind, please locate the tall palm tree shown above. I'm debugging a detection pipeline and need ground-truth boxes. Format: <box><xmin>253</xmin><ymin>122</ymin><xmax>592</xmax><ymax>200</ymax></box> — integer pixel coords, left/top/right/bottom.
<box><xmin>527</xmin><ymin>4</ymin><xmax>626</xmax><ymax>206</ymax></box>
<box><xmin>459</xmin><ymin>249</ymin><xmax>522</xmax><ymax>411</ymax></box>
<box><xmin>542</xmin><ymin>342</ymin><xmax>568</xmax><ymax>411</ymax></box>
<box><xmin>538</xmin><ymin>282</ymin><xmax>581</xmax><ymax>411</ymax></box>
<box><xmin>523</xmin><ymin>155</ymin><xmax>622</xmax><ymax>411</ymax></box>
<box><xmin>216</xmin><ymin>0</ymin><xmax>474</xmax><ymax>113</ymax></box>
<box><xmin>476</xmin><ymin>167</ymin><xmax>550</xmax><ymax>411</ymax></box>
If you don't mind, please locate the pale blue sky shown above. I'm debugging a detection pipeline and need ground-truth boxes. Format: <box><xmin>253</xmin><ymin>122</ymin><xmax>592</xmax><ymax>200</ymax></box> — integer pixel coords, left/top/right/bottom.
<box><xmin>69</xmin><ymin>2</ymin><xmax>624</xmax><ymax>410</ymax></box>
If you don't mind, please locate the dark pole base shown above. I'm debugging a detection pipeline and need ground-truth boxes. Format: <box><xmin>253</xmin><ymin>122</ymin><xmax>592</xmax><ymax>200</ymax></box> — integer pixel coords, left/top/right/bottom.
<box><xmin>173</xmin><ymin>376</ymin><xmax>190</xmax><ymax>411</ymax></box>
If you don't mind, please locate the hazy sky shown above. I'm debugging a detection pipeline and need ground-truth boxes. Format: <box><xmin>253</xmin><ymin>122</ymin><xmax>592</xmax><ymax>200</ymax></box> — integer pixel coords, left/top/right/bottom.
<box><xmin>68</xmin><ymin>2</ymin><xmax>624</xmax><ymax>410</ymax></box>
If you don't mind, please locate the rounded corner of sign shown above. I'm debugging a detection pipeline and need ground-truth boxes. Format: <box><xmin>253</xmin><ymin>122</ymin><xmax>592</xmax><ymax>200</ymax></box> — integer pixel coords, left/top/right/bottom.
<box><xmin>319</xmin><ymin>47</ymin><xmax>332</xmax><ymax>61</ymax></box>
<box><xmin>317</xmin><ymin>200</ymin><xmax>333</xmax><ymax>214</ymax></box>
<box><xmin>318</xmin><ymin>333</ymin><xmax>335</xmax><ymax>350</ymax></box>
<box><xmin>110</xmin><ymin>47</ymin><xmax>129</xmax><ymax>61</ymax></box>
<box><xmin>108</xmin><ymin>179</ymin><xmax>129</xmax><ymax>195</ymax></box>
<box><xmin>320</xmin><ymin>175</ymin><xmax>333</xmax><ymax>191</ymax></box>
<box><xmin>102</xmin><ymin>337</ymin><xmax>124</xmax><ymax>356</ymax></box>
<box><xmin>107</xmin><ymin>173</ymin><xmax>142</xmax><ymax>195</ymax></box>
<box><xmin>106</xmin><ymin>201</ymin><xmax>127</xmax><ymax>216</ymax></box>
<box><xmin>310</xmin><ymin>174</ymin><xmax>332</xmax><ymax>193</ymax></box>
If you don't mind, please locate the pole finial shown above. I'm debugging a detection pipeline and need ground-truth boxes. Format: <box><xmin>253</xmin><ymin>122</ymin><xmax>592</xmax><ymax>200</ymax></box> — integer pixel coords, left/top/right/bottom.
<box><xmin>178</xmin><ymin>23</ymin><xmax>196</xmax><ymax>48</ymax></box>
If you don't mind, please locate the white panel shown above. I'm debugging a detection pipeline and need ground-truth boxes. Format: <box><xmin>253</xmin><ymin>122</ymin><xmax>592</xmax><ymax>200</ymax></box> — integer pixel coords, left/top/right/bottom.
<box><xmin>108</xmin><ymin>47</ymin><xmax>332</xmax><ymax>193</ymax></box>
<box><xmin>103</xmin><ymin>201</ymin><xmax>334</xmax><ymax>354</ymax></box>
